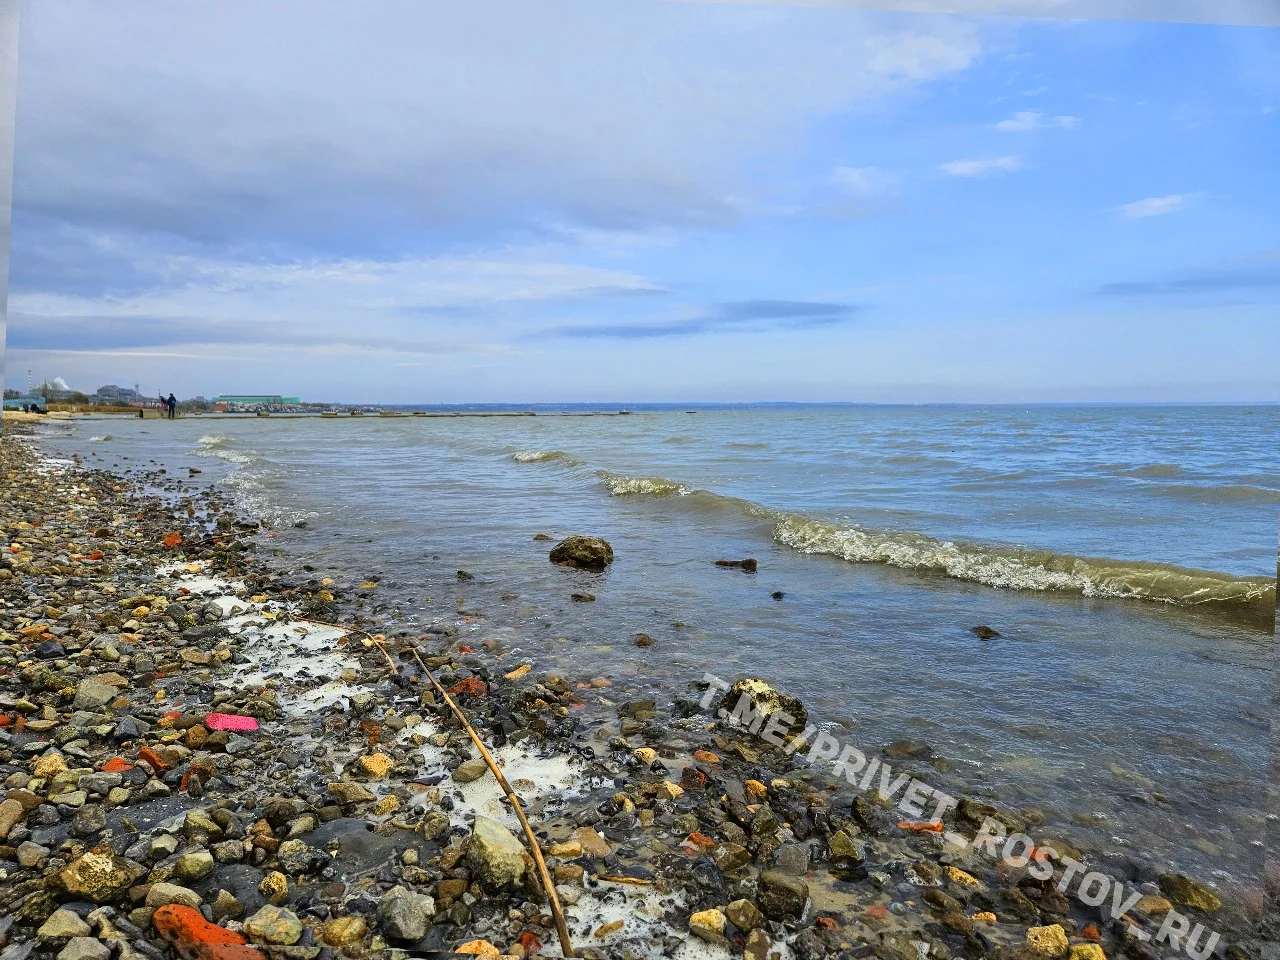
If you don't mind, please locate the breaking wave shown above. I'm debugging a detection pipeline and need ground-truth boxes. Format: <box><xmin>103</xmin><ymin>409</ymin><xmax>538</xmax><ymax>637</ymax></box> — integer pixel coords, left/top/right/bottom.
<box><xmin>512</xmin><ymin>449</ymin><xmax>583</xmax><ymax>465</ymax></box>
<box><xmin>593</xmin><ymin>470</ymin><xmax>1274</xmax><ymax>622</ymax></box>
<box><xmin>597</xmin><ymin>471</ymin><xmax>694</xmax><ymax>497</ymax></box>
<box><xmin>192</xmin><ymin>435</ymin><xmax>255</xmax><ymax>465</ymax></box>
<box><xmin>773</xmin><ymin>515</ymin><xmax>1274</xmax><ymax>617</ymax></box>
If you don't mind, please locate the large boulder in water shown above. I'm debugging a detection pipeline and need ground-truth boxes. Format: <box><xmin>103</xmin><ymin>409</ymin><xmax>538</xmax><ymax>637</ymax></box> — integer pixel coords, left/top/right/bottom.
<box><xmin>548</xmin><ymin>535</ymin><xmax>614</xmax><ymax>571</ymax></box>
<box><xmin>716</xmin><ymin>678</ymin><xmax>808</xmax><ymax>739</ymax></box>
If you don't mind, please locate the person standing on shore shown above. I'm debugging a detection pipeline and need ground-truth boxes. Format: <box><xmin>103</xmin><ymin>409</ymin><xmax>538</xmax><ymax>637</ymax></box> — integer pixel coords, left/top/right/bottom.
<box><xmin>166</xmin><ymin>393</ymin><xmax>177</xmax><ymax>419</ymax></box>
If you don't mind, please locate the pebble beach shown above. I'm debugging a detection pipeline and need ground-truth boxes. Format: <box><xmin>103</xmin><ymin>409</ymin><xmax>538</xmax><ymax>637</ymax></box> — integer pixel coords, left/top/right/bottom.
<box><xmin>0</xmin><ymin>420</ymin><xmax>1256</xmax><ymax>960</ymax></box>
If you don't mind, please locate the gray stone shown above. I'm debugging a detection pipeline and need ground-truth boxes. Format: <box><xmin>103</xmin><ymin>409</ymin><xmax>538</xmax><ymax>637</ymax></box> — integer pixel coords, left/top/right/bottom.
<box><xmin>376</xmin><ymin>885</ymin><xmax>435</xmax><ymax>942</ymax></box>
<box><xmin>452</xmin><ymin>758</ymin><xmax>490</xmax><ymax>784</ymax></box>
<box><xmin>56</xmin><ymin>939</ymin><xmax>110</xmax><ymax>960</ymax></box>
<box><xmin>243</xmin><ymin>906</ymin><xmax>303</xmax><ymax>946</ymax></box>
<box><xmin>71</xmin><ymin>682</ymin><xmax>117</xmax><ymax>712</ymax></box>
<box><xmin>38</xmin><ymin>911</ymin><xmax>91</xmax><ymax>939</ymax></box>
<box><xmin>145</xmin><ymin>883</ymin><xmax>202</xmax><ymax>909</ymax></box>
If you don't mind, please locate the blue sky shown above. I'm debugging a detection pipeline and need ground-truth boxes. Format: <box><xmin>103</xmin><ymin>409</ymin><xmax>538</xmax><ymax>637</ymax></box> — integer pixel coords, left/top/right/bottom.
<box><xmin>5</xmin><ymin>1</ymin><xmax>1277</xmax><ymax>402</ymax></box>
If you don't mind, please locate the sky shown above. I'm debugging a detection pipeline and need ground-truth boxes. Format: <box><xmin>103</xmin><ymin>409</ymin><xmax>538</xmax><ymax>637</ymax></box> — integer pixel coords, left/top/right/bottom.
<box><xmin>3</xmin><ymin>0</ymin><xmax>1278</xmax><ymax>403</ymax></box>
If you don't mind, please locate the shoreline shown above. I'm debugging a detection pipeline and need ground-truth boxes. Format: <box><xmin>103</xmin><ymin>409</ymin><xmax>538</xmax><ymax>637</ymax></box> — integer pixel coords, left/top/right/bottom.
<box><xmin>0</xmin><ymin>425</ymin><xmax>1253</xmax><ymax>960</ymax></box>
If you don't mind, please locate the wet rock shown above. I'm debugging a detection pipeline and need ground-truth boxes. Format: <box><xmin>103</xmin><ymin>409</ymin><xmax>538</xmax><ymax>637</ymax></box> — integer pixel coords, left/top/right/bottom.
<box><xmin>1157</xmin><ymin>874</ymin><xmax>1221</xmax><ymax>912</ymax></box>
<box><xmin>376</xmin><ymin>886</ymin><xmax>434</xmax><ymax>941</ymax></box>
<box><xmin>464</xmin><ymin>816</ymin><xmax>527</xmax><ymax>890</ymax></box>
<box><xmin>453</xmin><ymin>758</ymin><xmax>490</xmax><ymax>783</ymax></box>
<box><xmin>244</xmin><ymin>905</ymin><xmax>303</xmax><ymax>946</ymax></box>
<box><xmin>716</xmin><ymin>678</ymin><xmax>807</xmax><ymax>738</ymax></box>
<box><xmin>725</xmin><ymin>899</ymin><xmax>764</xmax><ymax>932</ymax></box>
<box><xmin>972</xmin><ymin>625</ymin><xmax>1001</xmax><ymax>640</ymax></box>
<box><xmin>757</xmin><ymin>870</ymin><xmax>809</xmax><ymax>920</ymax></box>
<box><xmin>548</xmin><ymin>535</ymin><xmax>614</xmax><ymax>571</ymax></box>
<box><xmin>883</xmin><ymin>738</ymin><xmax>933</xmax><ymax>759</ymax></box>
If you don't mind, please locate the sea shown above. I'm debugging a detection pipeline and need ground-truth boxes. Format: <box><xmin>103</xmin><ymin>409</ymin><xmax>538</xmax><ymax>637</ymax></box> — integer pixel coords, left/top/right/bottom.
<box><xmin>32</xmin><ymin>403</ymin><xmax>1278</xmax><ymax>913</ymax></box>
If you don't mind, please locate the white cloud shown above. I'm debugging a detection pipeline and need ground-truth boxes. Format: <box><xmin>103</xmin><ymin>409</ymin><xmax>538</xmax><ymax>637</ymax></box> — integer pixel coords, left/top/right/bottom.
<box><xmin>939</xmin><ymin>156</ymin><xmax>1023</xmax><ymax>177</ymax></box>
<box><xmin>1116</xmin><ymin>194</ymin><xmax>1190</xmax><ymax>219</ymax></box>
<box><xmin>831</xmin><ymin>166</ymin><xmax>898</xmax><ymax>196</ymax></box>
<box><xmin>993</xmin><ymin>110</ymin><xmax>1080</xmax><ymax>131</ymax></box>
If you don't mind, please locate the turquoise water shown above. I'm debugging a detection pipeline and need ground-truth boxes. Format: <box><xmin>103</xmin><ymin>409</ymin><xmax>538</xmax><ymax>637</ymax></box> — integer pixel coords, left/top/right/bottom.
<box><xmin>37</xmin><ymin>403</ymin><xmax>1278</xmax><ymax>914</ymax></box>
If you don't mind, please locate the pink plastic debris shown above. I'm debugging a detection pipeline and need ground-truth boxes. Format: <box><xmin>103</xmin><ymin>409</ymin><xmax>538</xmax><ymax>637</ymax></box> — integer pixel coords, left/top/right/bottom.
<box><xmin>204</xmin><ymin>713</ymin><xmax>259</xmax><ymax>733</ymax></box>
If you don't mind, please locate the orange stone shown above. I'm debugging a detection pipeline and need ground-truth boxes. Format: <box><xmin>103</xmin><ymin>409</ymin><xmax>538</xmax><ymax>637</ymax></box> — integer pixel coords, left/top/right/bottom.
<box><xmin>138</xmin><ymin>745</ymin><xmax>171</xmax><ymax>772</ymax></box>
<box><xmin>447</xmin><ymin>677</ymin><xmax>488</xmax><ymax>699</ymax></box>
<box><xmin>101</xmin><ymin>757</ymin><xmax>135</xmax><ymax>773</ymax></box>
<box><xmin>692</xmin><ymin>749</ymin><xmax>720</xmax><ymax>764</ymax></box>
<box><xmin>153</xmin><ymin>905</ymin><xmax>265</xmax><ymax>960</ymax></box>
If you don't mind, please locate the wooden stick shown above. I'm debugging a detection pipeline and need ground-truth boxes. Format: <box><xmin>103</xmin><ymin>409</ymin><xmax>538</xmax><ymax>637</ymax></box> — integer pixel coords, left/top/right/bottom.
<box><xmin>293</xmin><ymin>614</ymin><xmax>399</xmax><ymax>675</ymax></box>
<box><xmin>409</xmin><ymin>646</ymin><xmax>576</xmax><ymax>959</ymax></box>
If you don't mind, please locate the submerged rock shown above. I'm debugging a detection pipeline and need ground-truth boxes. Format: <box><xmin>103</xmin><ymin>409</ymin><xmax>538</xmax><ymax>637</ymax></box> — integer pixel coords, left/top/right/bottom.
<box><xmin>548</xmin><ymin>535</ymin><xmax>614</xmax><ymax>571</ymax></box>
<box><xmin>716</xmin><ymin>677</ymin><xmax>808</xmax><ymax>738</ymax></box>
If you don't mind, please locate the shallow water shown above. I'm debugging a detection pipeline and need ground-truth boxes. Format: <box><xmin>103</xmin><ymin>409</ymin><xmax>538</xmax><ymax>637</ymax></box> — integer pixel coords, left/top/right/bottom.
<box><xmin>35</xmin><ymin>403</ymin><xmax>1277</xmax><ymax>907</ymax></box>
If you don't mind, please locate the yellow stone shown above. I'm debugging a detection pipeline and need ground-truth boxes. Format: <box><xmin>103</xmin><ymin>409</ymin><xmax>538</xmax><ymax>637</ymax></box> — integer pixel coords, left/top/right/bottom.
<box><xmin>321</xmin><ymin>577</ymin><xmax>333</xmax><ymax>587</ymax></box>
<box><xmin>1069</xmin><ymin>946</ymin><xmax>1106</xmax><ymax>960</ymax></box>
<box><xmin>634</xmin><ymin>747</ymin><xmax>657</xmax><ymax>765</ymax></box>
<box><xmin>372</xmin><ymin>795</ymin><xmax>399</xmax><ymax>816</ymax></box>
<box><xmin>321</xmin><ymin>916</ymin><xmax>367</xmax><ymax>946</ymax></box>
<box><xmin>251</xmin><ymin>594</ymin><xmax>268</xmax><ymax>603</ymax></box>
<box><xmin>1026</xmin><ymin>925</ymin><xmax>1069</xmax><ymax>957</ymax></box>
<box><xmin>455</xmin><ymin>941</ymin><xmax>500</xmax><ymax>957</ymax></box>
<box><xmin>359</xmin><ymin>753</ymin><xmax>392</xmax><ymax>779</ymax></box>
<box><xmin>184</xmin><ymin>563</ymin><xmax>203</xmax><ymax>573</ymax></box>
<box><xmin>594</xmin><ymin>920</ymin><xmax>624</xmax><ymax>938</ymax></box>
<box><xmin>945</xmin><ymin>866</ymin><xmax>981</xmax><ymax>888</ymax></box>
<box><xmin>972</xmin><ymin>912</ymin><xmax>997</xmax><ymax>923</ymax></box>
<box><xmin>503</xmin><ymin>663</ymin><xmax>532</xmax><ymax>679</ymax></box>
<box><xmin>360</xmin><ymin>581</ymin><xmax>377</xmax><ymax>590</ymax></box>
<box><xmin>33</xmin><ymin>754</ymin><xmax>68</xmax><ymax>779</ymax></box>
<box><xmin>258</xmin><ymin>871</ymin><xmax>289</xmax><ymax>903</ymax></box>
<box><xmin>745</xmin><ymin>779</ymin><xmax>768</xmax><ymax>799</ymax></box>
<box><xmin>547</xmin><ymin>840</ymin><xmax>582</xmax><ymax>858</ymax></box>
<box><xmin>132</xmin><ymin>606</ymin><xmax>150</xmax><ymax>617</ymax></box>
<box><xmin>690</xmin><ymin>909</ymin><xmax>726</xmax><ymax>935</ymax></box>
<box><xmin>657</xmin><ymin>780</ymin><xmax>684</xmax><ymax>801</ymax></box>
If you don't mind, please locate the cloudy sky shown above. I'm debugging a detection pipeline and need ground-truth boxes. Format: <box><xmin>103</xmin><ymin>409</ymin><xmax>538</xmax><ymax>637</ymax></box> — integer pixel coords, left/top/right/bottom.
<box><xmin>5</xmin><ymin>0</ymin><xmax>1277</xmax><ymax>402</ymax></box>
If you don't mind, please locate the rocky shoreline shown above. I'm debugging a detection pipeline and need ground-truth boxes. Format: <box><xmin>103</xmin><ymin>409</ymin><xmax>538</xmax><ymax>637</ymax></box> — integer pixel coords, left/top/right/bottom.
<box><xmin>0</xmin><ymin>425</ymin><xmax>1253</xmax><ymax>960</ymax></box>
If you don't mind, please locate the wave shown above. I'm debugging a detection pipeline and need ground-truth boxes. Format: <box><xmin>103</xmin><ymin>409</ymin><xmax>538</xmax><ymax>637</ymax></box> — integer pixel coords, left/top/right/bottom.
<box><xmin>1148</xmin><ymin>484</ymin><xmax>1280</xmax><ymax>505</ymax></box>
<box><xmin>512</xmin><ymin>449</ymin><xmax>584</xmax><ymax>466</ymax></box>
<box><xmin>597</xmin><ymin>471</ymin><xmax>694</xmax><ymax>497</ymax></box>
<box><xmin>592</xmin><ymin>469</ymin><xmax>1273</xmax><ymax>622</ymax></box>
<box><xmin>191</xmin><ymin>435</ymin><xmax>258</xmax><ymax>465</ymax></box>
<box><xmin>773</xmin><ymin>515</ymin><xmax>1274</xmax><ymax>616</ymax></box>
<box><xmin>87</xmin><ymin>435</ymin><xmax>114</xmax><ymax>442</ymax></box>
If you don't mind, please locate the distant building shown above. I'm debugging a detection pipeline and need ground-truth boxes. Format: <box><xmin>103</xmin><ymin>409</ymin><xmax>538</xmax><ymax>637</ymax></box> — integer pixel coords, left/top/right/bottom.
<box><xmin>212</xmin><ymin>394</ymin><xmax>302</xmax><ymax>413</ymax></box>
<box><xmin>94</xmin><ymin>384</ymin><xmax>141</xmax><ymax>403</ymax></box>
